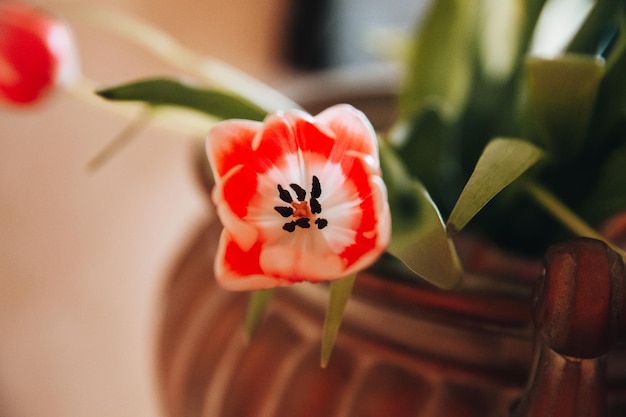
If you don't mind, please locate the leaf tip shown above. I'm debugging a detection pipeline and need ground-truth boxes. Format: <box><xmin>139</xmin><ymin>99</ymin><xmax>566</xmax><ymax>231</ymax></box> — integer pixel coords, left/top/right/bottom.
<box><xmin>320</xmin><ymin>356</ymin><xmax>329</xmax><ymax>369</ymax></box>
<box><xmin>95</xmin><ymin>88</ymin><xmax>113</xmax><ymax>99</ymax></box>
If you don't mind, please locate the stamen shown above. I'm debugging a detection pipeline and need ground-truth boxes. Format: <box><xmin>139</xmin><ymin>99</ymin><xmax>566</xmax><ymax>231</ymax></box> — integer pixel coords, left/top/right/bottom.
<box><xmin>310</xmin><ymin>197</ymin><xmax>321</xmax><ymax>214</ymax></box>
<box><xmin>315</xmin><ymin>218</ymin><xmax>328</xmax><ymax>229</ymax></box>
<box><xmin>276</xmin><ymin>176</ymin><xmax>328</xmax><ymax>233</ymax></box>
<box><xmin>290</xmin><ymin>183</ymin><xmax>306</xmax><ymax>201</ymax></box>
<box><xmin>274</xmin><ymin>206</ymin><xmax>294</xmax><ymax>218</ymax></box>
<box><xmin>295</xmin><ymin>218</ymin><xmax>311</xmax><ymax>228</ymax></box>
<box><xmin>311</xmin><ymin>176</ymin><xmax>321</xmax><ymax>198</ymax></box>
<box><xmin>283</xmin><ymin>221</ymin><xmax>297</xmax><ymax>232</ymax></box>
<box><xmin>278</xmin><ymin>185</ymin><xmax>292</xmax><ymax>203</ymax></box>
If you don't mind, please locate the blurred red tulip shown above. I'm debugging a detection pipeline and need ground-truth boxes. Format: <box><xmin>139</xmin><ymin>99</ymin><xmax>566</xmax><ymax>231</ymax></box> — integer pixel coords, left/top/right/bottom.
<box><xmin>0</xmin><ymin>1</ymin><xmax>79</xmax><ymax>105</ymax></box>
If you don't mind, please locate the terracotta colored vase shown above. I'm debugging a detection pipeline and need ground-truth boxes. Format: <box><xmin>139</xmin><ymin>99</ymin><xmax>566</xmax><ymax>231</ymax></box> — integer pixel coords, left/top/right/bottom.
<box><xmin>158</xmin><ymin>212</ymin><xmax>533</xmax><ymax>417</ymax></box>
<box><xmin>157</xmin><ymin>175</ymin><xmax>626</xmax><ymax>417</ymax></box>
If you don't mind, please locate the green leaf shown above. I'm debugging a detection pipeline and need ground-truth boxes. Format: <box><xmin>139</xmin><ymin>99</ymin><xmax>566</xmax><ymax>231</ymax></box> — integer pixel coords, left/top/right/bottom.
<box><xmin>525</xmin><ymin>181</ymin><xmax>626</xmax><ymax>259</ymax></box>
<box><xmin>97</xmin><ymin>77</ymin><xmax>268</xmax><ymax>121</ymax></box>
<box><xmin>400</xmin><ymin>0</ymin><xmax>478</xmax><ymax>119</ymax></box>
<box><xmin>566</xmin><ymin>0</ymin><xmax>622</xmax><ymax>56</ymax></box>
<box><xmin>526</xmin><ymin>54</ymin><xmax>605</xmax><ymax>159</ymax></box>
<box><xmin>447</xmin><ymin>138</ymin><xmax>544</xmax><ymax>234</ymax></box>
<box><xmin>244</xmin><ymin>289</ymin><xmax>274</xmax><ymax>341</ymax></box>
<box><xmin>380</xmin><ymin>141</ymin><xmax>463</xmax><ymax>289</ymax></box>
<box><xmin>320</xmin><ymin>275</ymin><xmax>356</xmax><ymax>368</ymax></box>
<box><xmin>592</xmin><ymin>15</ymin><xmax>626</xmax><ymax>141</ymax></box>
<box><xmin>87</xmin><ymin>108</ymin><xmax>153</xmax><ymax>171</ymax></box>
<box><xmin>582</xmin><ymin>143</ymin><xmax>626</xmax><ymax>223</ymax></box>
<box><xmin>477</xmin><ymin>0</ymin><xmax>526</xmax><ymax>83</ymax></box>
<box><xmin>390</xmin><ymin>100</ymin><xmax>458</xmax><ymax>208</ymax></box>
<box><xmin>387</xmin><ymin>180</ymin><xmax>463</xmax><ymax>289</ymax></box>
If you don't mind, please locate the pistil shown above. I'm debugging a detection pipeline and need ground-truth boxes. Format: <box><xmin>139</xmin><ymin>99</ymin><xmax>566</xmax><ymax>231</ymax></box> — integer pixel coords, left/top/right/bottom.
<box><xmin>291</xmin><ymin>201</ymin><xmax>313</xmax><ymax>218</ymax></box>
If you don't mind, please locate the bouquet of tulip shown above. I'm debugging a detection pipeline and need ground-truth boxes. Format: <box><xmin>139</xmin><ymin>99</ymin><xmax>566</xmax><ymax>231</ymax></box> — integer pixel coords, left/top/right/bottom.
<box><xmin>2</xmin><ymin>0</ymin><xmax>625</xmax><ymax>367</ymax></box>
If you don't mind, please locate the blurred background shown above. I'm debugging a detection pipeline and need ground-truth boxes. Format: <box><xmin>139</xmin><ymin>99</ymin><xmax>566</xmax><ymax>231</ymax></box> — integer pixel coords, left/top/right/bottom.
<box><xmin>0</xmin><ymin>0</ymin><xmax>428</xmax><ymax>416</ymax></box>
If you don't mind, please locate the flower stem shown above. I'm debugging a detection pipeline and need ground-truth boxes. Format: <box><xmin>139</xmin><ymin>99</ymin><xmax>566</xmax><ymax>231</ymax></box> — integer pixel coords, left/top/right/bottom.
<box><xmin>87</xmin><ymin>108</ymin><xmax>153</xmax><ymax>171</ymax></box>
<box><xmin>524</xmin><ymin>181</ymin><xmax>626</xmax><ymax>257</ymax></box>
<box><xmin>55</xmin><ymin>4</ymin><xmax>298</xmax><ymax>113</ymax></box>
<box><xmin>244</xmin><ymin>289</ymin><xmax>274</xmax><ymax>342</ymax></box>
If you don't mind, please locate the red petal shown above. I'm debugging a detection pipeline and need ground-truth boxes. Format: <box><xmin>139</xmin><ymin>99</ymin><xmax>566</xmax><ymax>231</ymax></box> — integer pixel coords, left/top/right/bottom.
<box><xmin>254</xmin><ymin>110</ymin><xmax>335</xmax><ymax>161</ymax></box>
<box><xmin>208</xmin><ymin>121</ymin><xmax>271</xmax><ymax>219</ymax></box>
<box><xmin>0</xmin><ymin>2</ymin><xmax>76</xmax><ymax>105</ymax></box>
<box><xmin>216</xmin><ymin>232</ymin><xmax>290</xmax><ymax>291</ymax></box>
<box><xmin>218</xmin><ymin>164</ymin><xmax>258</xmax><ymax>219</ymax></box>
<box><xmin>338</xmin><ymin>157</ymin><xmax>383</xmax><ymax>268</ymax></box>
<box><xmin>207</xmin><ymin>120</ymin><xmax>261</xmax><ymax>178</ymax></box>
<box><xmin>0</xmin><ymin>3</ymin><xmax>54</xmax><ymax>104</ymax></box>
<box><xmin>315</xmin><ymin>104</ymin><xmax>379</xmax><ymax>163</ymax></box>
<box><xmin>222</xmin><ymin>233</ymin><xmax>264</xmax><ymax>276</ymax></box>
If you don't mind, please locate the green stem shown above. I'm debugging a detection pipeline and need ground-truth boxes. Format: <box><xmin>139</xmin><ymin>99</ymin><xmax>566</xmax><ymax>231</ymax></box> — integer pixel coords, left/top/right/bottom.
<box><xmin>56</xmin><ymin>4</ymin><xmax>298</xmax><ymax>113</ymax></box>
<box><xmin>87</xmin><ymin>108</ymin><xmax>153</xmax><ymax>171</ymax></box>
<box><xmin>525</xmin><ymin>181</ymin><xmax>626</xmax><ymax>257</ymax></box>
<box><xmin>244</xmin><ymin>289</ymin><xmax>274</xmax><ymax>342</ymax></box>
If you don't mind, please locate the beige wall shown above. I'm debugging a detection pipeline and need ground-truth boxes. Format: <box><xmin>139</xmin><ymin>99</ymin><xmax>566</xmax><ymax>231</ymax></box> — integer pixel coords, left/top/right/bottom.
<box><xmin>0</xmin><ymin>1</ymin><xmax>288</xmax><ymax>416</ymax></box>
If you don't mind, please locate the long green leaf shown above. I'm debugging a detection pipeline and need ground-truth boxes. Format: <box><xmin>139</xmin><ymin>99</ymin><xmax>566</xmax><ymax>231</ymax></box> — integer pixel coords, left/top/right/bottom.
<box><xmin>447</xmin><ymin>138</ymin><xmax>544</xmax><ymax>234</ymax></box>
<box><xmin>320</xmin><ymin>275</ymin><xmax>356</xmax><ymax>368</ymax></box>
<box><xmin>387</xmin><ymin>181</ymin><xmax>463</xmax><ymax>289</ymax></box>
<box><xmin>244</xmin><ymin>289</ymin><xmax>274</xmax><ymax>341</ymax></box>
<box><xmin>380</xmin><ymin>141</ymin><xmax>463</xmax><ymax>289</ymax></box>
<box><xmin>525</xmin><ymin>181</ymin><xmax>626</xmax><ymax>259</ymax></box>
<box><xmin>97</xmin><ymin>77</ymin><xmax>268</xmax><ymax>121</ymax></box>
<box><xmin>526</xmin><ymin>55</ymin><xmax>605</xmax><ymax>159</ymax></box>
<box><xmin>391</xmin><ymin>100</ymin><xmax>457</xmax><ymax>207</ymax></box>
<box><xmin>400</xmin><ymin>0</ymin><xmax>478</xmax><ymax>119</ymax></box>
<box><xmin>582</xmin><ymin>143</ymin><xmax>626</xmax><ymax>223</ymax></box>
<box><xmin>592</xmin><ymin>13</ymin><xmax>626</xmax><ymax>141</ymax></box>
<box><xmin>566</xmin><ymin>0</ymin><xmax>622</xmax><ymax>56</ymax></box>
<box><xmin>477</xmin><ymin>0</ymin><xmax>526</xmax><ymax>83</ymax></box>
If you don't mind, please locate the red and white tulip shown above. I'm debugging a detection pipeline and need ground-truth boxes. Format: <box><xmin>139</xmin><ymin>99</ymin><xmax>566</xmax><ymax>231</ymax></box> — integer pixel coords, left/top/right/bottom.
<box><xmin>0</xmin><ymin>1</ymin><xmax>79</xmax><ymax>105</ymax></box>
<box><xmin>206</xmin><ymin>104</ymin><xmax>391</xmax><ymax>290</ymax></box>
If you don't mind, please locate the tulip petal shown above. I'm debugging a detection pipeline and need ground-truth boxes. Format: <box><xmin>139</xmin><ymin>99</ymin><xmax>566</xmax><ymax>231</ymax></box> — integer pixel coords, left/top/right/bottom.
<box><xmin>207</xmin><ymin>119</ymin><xmax>262</xmax><ymax>178</ymax></box>
<box><xmin>316</xmin><ymin>104</ymin><xmax>379</xmax><ymax>163</ymax></box>
<box><xmin>254</xmin><ymin>110</ymin><xmax>336</xmax><ymax>160</ymax></box>
<box><xmin>216</xmin><ymin>232</ymin><xmax>287</xmax><ymax>290</ymax></box>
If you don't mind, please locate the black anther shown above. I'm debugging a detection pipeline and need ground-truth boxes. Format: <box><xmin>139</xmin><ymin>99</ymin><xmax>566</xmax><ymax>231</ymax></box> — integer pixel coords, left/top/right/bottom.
<box><xmin>278</xmin><ymin>185</ymin><xmax>293</xmax><ymax>203</ymax></box>
<box><xmin>311</xmin><ymin>175</ymin><xmax>321</xmax><ymax>198</ymax></box>
<box><xmin>274</xmin><ymin>206</ymin><xmax>294</xmax><ymax>218</ymax></box>
<box><xmin>315</xmin><ymin>218</ymin><xmax>328</xmax><ymax>230</ymax></box>
<box><xmin>290</xmin><ymin>183</ymin><xmax>307</xmax><ymax>201</ymax></box>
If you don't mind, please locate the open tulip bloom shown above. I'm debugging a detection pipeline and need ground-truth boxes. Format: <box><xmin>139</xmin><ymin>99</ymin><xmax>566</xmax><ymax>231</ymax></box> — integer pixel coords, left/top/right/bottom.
<box><xmin>206</xmin><ymin>104</ymin><xmax>391</xmax><ymax>291</ymax></box>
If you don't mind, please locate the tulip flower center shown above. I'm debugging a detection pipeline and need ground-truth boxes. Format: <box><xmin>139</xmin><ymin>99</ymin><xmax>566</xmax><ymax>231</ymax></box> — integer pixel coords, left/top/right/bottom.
<box><xmin>274</xmin><ymin>175</ymin><xmax>329</xmax><ymax>233</ymax></box>
<box><xmin>291</xmin><ymin>201</ymin><xmax>312</xmax><ymax>218</ymax></box>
